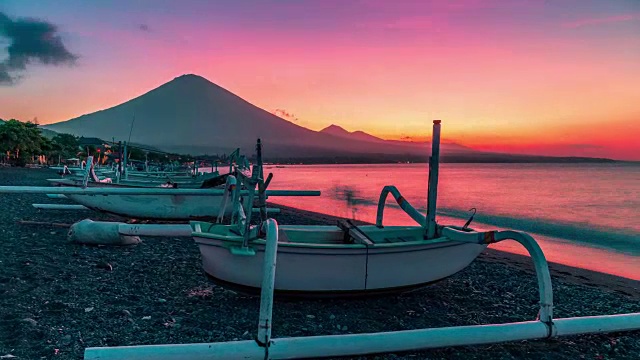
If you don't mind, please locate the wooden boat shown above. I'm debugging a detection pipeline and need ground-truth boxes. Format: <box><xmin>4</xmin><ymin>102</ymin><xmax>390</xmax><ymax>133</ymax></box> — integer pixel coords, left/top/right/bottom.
<box><xmin>192</xmin><ymin>222</ymin><xmax>485</xmax><ymax>294</ymax></box>
<box><xmin>66</xmin><ymin>191</ymin><xmax>230</xmax><ymax>220</ymax></box>
<box><xmin>32</xmin><ymin>147</ymin><xmax>314</xmax><ymax>220</ymax></box>
<box><xmin>191</xmin><ymin>120</ymin><xmax>487</xmax><ymax>295</ymax></box>
<box><xmin>45</xmin><ymin>164</ymin><xmax>237</xmax><ymax>219</ymax></box>
<box><xmin>47</xmin><ymin>176</ymin><xmax>216</xmax><ymax>189</ymax></box>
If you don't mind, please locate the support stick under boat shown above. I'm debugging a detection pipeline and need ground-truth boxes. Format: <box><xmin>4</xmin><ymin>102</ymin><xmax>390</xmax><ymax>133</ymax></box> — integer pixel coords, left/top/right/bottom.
<box><xmin>257</xmin><ymin>219</ymin><xmax>279</xmax><ymax>348</ymax></box>
<box><xmin>426</xmin><ymin>120</ymin><xmax>441</xmax><ymax>239</ymax></box>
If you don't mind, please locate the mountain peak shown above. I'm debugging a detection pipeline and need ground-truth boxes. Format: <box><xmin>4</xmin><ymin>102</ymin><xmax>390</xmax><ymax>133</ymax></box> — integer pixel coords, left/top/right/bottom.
<box><xmin>174</xmin><ymin>73</ymin><xmax>207</xmax><ymax>81</ymax></box>
<box><xmin>320</xmin><ymin>124</ymin><xmax>385</xmax><ymax>143</ymax></box>
<box><xmin>320</xmin><ymin>124</ymin><xmax>350</xmax><ymax>134</ymax></box>
<box><xmin>168</xmin><ymin>73</ymin><xmax>214</xmax><ymax>86</ymax></box>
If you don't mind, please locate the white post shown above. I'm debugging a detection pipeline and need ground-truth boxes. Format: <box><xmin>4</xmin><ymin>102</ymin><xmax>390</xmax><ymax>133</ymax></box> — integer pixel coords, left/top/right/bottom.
<box><xmin>123</xmin><ymin>142</ymin><xmax>128</xmax><ymax>180</ymax></box>
<box><xmin>117</xmin><ymin>223</ymin><xmax>193</xmax><ymax>237</ymax></box>
<box><xmin>257</xmin><ymin>219</ymin><xmax>279</xmax><ymax>348</ymax></box>
<box><xmin>426</xmin><ymin>120</ymin><xmax>441</xmax><ymax>239</ymax></box>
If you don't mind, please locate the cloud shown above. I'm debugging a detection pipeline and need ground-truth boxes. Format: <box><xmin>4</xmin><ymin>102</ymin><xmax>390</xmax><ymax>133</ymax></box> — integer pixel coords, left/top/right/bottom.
<box><xmin>138</xmin><ymin>24</ymin><xmax>150</xmax><ymax>32</ymax></box>
<box><xmin>563</xmin><ymin>14</ymin><xmax>639</xmax><ymax>29</ymax></box>
<box><xmin>273</xmin><ymin>108</ymin><xmax>299</xmax><ymax>122</ymax></box>
<box><xmin>0</xmin><ymin>11</ymin><xmax>77</xmax><ymax>85</ymax></box>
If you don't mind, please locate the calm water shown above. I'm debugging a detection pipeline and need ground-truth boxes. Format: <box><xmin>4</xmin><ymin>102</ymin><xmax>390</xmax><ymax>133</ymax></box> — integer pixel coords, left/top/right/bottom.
<box><xmin>263</xmin><ymin>163</ymin><xmax>639</xmax><ymax>280</ymax></box>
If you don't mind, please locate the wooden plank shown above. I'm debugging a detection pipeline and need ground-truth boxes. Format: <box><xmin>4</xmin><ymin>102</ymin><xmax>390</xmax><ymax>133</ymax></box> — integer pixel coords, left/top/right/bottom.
<box><xmin>337</xmin><ymin>219</ymin><xmax>374</xmax><ymax>246</ymax></box>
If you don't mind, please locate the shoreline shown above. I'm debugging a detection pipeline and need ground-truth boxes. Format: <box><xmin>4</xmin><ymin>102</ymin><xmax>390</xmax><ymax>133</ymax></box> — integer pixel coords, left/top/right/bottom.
<box><xmin>268</xmin><ymin>203</ymin><xmax>640</xmax><ymax>300</ymax></box>
<box><xmin>1</xmin><ymin>168</ymin><xmax>638</xmax><ymax>359</ymax></box>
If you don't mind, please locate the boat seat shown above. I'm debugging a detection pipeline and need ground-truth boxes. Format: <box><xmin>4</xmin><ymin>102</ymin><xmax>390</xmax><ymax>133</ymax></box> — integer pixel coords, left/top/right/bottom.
<box><xmin>381</xmin><ymin>236</ymin><xmax>415</xmax><ymax>243</ymax></box>
<box><xmin>337</xmin><ymin>219</ymin><xmax>374</xmax><ymax>246</ymax></box>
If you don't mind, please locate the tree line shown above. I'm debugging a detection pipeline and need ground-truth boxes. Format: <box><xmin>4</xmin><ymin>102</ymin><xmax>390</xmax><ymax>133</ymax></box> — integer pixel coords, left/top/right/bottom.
<box><xmin>0</xmin><ymin>119</ymin><xmax>80</xmax><ymax>166</ymax></box>
<box><xmin>0</xmin><ymin>119</ymin><xmax>236</xmax><ymax>167</ymax></box>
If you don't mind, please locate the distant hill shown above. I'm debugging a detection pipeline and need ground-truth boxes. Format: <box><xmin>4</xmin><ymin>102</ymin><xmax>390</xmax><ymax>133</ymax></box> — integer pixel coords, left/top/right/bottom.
<box><xmin>42</xmin><ymin>74</ymin><xmax>618</xmax><ymax>163</ymax></box>
<box><xmin>320</xmin><ymin>124</ymin><xmax>386</xmax><ymax>143</ymax></box>
<box><xmin>43</xmin><ymin>74</ymin><xmax>472</xmax><ymax>160</ymax></box>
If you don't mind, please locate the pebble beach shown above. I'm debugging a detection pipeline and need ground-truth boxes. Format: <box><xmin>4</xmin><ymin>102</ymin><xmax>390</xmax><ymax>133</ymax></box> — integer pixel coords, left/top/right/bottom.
<box><xmin>0</xmin><ymin>167</ymin><xmax>638</xmax><ymax>359</ymax></box>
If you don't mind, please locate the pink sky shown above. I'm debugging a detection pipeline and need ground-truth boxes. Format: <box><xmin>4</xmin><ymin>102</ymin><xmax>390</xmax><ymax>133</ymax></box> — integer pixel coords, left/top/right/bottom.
<box><xmin>1</xmin><ymin>0</ymin><xmax>639</xmax><ymax>160</ymax></box>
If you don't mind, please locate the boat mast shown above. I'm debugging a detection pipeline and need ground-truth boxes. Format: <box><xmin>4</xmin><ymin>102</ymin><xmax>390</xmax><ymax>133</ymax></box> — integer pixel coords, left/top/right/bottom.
<box><xmin>425</xmin><ymin>120</ymin><xmax>441</xmax><ymax>239</ymax></box>
<box><xmin>123</xmin><ymin>142</ymin><xmax>128</xmax><ymax>180</ymax></box>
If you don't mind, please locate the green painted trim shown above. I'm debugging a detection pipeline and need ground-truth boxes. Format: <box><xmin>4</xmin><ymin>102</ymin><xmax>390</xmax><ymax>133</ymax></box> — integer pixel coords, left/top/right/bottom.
<box><xmin>192</xmin><ymin>222</ymin><xmax>453</xmax><ymax>250</ymax></box>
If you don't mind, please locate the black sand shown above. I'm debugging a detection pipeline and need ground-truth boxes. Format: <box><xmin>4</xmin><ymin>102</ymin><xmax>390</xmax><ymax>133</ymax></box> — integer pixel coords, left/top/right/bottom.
<box><xmin>0</xmin><ymin>167</ymin><xmax>638</xmax><ymax>359</ymax></box>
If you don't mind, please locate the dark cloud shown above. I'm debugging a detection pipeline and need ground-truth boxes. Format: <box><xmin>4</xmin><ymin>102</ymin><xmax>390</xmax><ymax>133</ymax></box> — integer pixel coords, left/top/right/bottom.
<box><xmin>138</xmin><ymin>23</ymin><xmax>150</xmax><ymax>32</ymax></box>
<box><xmin>0</xmin><ymin>11</ymin><xmax>77</xmax><ymax>85</ymax></box>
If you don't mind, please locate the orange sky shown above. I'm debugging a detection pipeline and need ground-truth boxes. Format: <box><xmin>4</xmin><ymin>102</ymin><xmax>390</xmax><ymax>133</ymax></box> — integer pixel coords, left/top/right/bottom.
<box><xmin>1</xmin><ymin>0</ymin><xmax>639</xmax><ymax>160</ymax></box>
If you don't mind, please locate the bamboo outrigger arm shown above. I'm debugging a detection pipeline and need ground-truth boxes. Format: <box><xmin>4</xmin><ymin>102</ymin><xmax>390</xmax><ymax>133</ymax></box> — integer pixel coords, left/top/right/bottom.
<box><xmin>375</xmin><ymin>185</ymin><xmax>426</xmax><ymax>227</ymax></box>
<box><xmin>441</xmin><ymin>227</ymin><xmax>554</xmax><ymax>324</ymax></box>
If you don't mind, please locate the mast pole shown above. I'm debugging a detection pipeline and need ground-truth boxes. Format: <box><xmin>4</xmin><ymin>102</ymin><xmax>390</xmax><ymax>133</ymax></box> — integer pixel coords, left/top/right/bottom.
<box><xmin>426</xmin><ymin>120</ymin><xmax>441</xmax><ymax>239</ymax></box>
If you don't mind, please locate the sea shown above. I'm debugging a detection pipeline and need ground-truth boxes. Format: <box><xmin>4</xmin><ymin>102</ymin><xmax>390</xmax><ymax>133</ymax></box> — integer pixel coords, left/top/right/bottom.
<box><xmin>261</xmin><ymin>163</ymin><xmax>639</xmax><ymax>280</ymax></box>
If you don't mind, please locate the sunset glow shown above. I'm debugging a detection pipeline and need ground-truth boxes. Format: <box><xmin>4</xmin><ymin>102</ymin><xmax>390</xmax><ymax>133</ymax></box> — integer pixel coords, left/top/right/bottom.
<box><xmin>0</xmin><ymin>0</ymin><xmax>638</xmax><ymax>160</ymax></box>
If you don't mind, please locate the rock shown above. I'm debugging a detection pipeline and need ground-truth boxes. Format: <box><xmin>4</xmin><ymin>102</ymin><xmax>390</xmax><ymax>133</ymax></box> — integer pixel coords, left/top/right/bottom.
<box><xmin>85</xmin><ymin>307</ymin><xmax>94</xmax><ymax>313</ymax></box>
<box><xmin>50</xmin><ymin>231</ymin><xmax>56</xmax><ymax>235</ymax></box>
<box><xmin>122</xmin><ymin>310</ymin><xmax>132</xmax><ymax>317</ymax></box>
<box><xmin>61</xmin><ymin>334</ymin><xmax>72</xmax><ymax>345</ymax></box>
<box><xmin>342</xmin><ymin>326</ymin><xmax>348</xmax><ymax>331</ymax></box>
<box><xmin>329</xmin><ymin>314</ymin><xmax>336</xmax><ymax>320</ymax></box>
<box><xmin>157</xmin><ymin>298</ymin><xmax>167</xmax><ymax>303</ymax></box>
<box><xmin>306</xmin><ymin>315</ymin><xmax>315</xmax><ymax>319</ymax></box>
<box><xmin>22</xmin><ymin>317</ymin><xmax>38</xmax><ymax>326</ymax></box>
<box><xmin>96</xmin><ymin>261</ymin><xmax>113</xmax><ymax>271</ymax></box>
<box><xmin>142</xmin><ymin>316</ymin><xmax>151</xmax><ymax>320</ymax></box>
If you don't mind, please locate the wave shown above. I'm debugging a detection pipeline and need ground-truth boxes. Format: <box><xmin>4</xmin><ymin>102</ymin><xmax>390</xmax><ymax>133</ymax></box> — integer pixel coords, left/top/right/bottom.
<box><xmin>327</xmin><ymin>187</ymin><xmax>639</xmax><ymax>255</ymax></box>
<box><xmin>435</xmin><ymin>207</ymin><xmax>639</xmax><ymax>256</ymax></box>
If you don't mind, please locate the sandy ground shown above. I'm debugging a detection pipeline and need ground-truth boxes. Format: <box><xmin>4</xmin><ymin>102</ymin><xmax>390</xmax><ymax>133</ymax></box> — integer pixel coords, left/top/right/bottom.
<box><xmin>0</xmin><ymin>167</ymin><xmax>638</xmax><ymax>359</ymax></box>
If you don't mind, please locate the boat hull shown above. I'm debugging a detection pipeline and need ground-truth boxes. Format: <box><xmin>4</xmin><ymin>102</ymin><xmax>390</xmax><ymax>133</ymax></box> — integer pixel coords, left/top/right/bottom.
<box><xmin>65</xmin><ymin>193</ymin><xmax>228</xmax><ymax>220</ymax></box>
<box><xmin>47</xmin><ymin>178</ymin><xmax>204</xmax><ymax>189</ymax></box>
<box><xmin>193</xmin><ymin>225</ymin><xmax>486</xmax><ymax>295</ymax></box>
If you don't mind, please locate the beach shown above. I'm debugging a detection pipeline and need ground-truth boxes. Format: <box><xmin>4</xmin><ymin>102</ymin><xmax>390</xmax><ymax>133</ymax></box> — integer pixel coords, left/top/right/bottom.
<box><xmin>0</xmin><ymin>167</ymin><xmax>638</xmax><ymax>359</ymax></box>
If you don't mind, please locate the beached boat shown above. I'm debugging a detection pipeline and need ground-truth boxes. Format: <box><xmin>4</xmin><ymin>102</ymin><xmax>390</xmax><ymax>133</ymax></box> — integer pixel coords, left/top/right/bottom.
<box><xmin>47</xmin><ymin>173</ymin><xmax>222</xmax><ymax>189</ymax></box>
<box><xmin>43</xmin><ymin>165</ymin><xmax>241</xmax><ymax>219</ymax></box>
<box><xmin>191</xmin><ymin>120</ymin><xmax>486</xmax><ymax>294</ymax></box>
<box><xmin>192</xmin><ymin>222</ymin><xmax>485</xmax><ymax>294</ymax></box>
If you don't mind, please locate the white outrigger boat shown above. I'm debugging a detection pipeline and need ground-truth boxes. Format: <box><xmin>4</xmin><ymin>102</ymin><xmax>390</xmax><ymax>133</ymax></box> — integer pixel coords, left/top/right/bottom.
<box><xmin>35</xmin><ymin>149</ymin><xmax>259</xmax><ymax>219</ymax></box>
<box><xmin>190</xmin><ymin>120</ymin><xmax>486</xmax><ymax>294</ymax></box>
<box><xmin>81</xmin><ymin>120</ymin><xmax>640</xmax><ymax>360</ymax></box>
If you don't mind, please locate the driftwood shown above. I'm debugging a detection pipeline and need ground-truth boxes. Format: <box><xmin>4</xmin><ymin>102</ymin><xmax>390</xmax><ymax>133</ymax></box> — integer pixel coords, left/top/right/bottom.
<box><xmin>18</xmin><ymin>220</ymin><xmax>72</xmax><ymax>228</ymax></box>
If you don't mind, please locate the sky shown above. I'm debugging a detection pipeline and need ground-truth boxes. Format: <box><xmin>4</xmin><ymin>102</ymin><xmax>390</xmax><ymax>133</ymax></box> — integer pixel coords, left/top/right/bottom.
<box><xmin>0</xmin><ymin>0</ymin><xmax>639</xmax><ymax>160</ymax></box>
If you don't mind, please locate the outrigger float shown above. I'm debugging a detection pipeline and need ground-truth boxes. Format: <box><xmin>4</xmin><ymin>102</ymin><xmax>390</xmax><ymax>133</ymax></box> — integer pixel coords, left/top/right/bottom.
<box><xmin>76</xmin><ymin>121</ymin><xmax>639</xmax><ymax>359</ymax></box>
